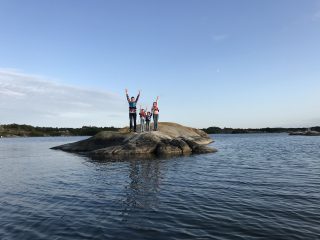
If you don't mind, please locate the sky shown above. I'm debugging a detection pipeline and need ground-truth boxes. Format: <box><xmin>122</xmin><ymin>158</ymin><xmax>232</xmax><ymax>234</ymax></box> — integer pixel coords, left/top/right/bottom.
<box><xmin>0</xmin><ymin>0</ymin><xmax>319</xmax><ymax>128</ymax></box>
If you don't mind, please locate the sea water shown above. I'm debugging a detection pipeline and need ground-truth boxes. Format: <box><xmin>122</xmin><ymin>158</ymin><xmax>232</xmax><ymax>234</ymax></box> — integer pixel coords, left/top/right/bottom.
<box><xmin>0</xmin><ymin>134</ymin><xmax>320</xmax><ymax>239</ymax></box>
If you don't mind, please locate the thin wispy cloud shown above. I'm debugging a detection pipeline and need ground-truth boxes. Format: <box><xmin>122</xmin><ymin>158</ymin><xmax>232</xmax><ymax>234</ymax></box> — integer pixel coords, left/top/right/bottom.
<box><xmin>0</xmin><ymin>69</ymin><xmax>126</xmax><ymax>127</ymax></box>
<box><xmin>212</xmin><ymin>34</ymin><xmax>228</xmax><ymax>42</ymax></box>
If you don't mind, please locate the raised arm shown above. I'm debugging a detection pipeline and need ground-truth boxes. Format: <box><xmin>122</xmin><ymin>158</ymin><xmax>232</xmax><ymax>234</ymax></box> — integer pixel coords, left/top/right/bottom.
<box><xmin>156</xmin><ymin>96</ymin><xmax>159</xmax><ymax>103</ymax></box>
<box><xmin>125</xmin><ymin>89</ymin><xmax>130</xmax><ymax>102</ymax></box>
<box><xmin>136</xmin><ymin>90</ymin><xmax>141</xmax><ymax>102</ymax></box>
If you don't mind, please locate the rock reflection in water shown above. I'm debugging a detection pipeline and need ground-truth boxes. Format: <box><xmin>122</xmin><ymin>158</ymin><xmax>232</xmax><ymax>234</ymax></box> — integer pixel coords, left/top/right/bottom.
<box><xmin>122</xmin><ymin>159</ymin><xmax>163</xmax><ymax>219</ymax></box>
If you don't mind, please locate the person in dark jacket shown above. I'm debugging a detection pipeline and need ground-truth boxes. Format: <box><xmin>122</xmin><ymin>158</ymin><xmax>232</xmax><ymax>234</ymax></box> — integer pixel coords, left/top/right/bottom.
<box><xmin>145</xmin><ymin>111</ymin><xmax>152</xmax><ymax>132</ymax></box>
<box><xmin>126</xmin><ymin>89</ymin><xmax>140</xmax><ymax>132</ymax></box>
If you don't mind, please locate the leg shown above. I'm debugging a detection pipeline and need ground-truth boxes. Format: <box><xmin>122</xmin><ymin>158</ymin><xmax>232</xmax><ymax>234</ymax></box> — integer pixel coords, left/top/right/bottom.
<box><xmin>133</xmin><ymin>113</ymin><xmax>137</xmax><ymax>132</ymax></box>
<box><xmin>154</xmin><ymin>114</ymin><xmax>159</xmax><ymax>130</ymax></box>
<box><xmin>143</xmin><ymin>119</ymin><xmax>145</xmax><ymax>132</ymax></box>
<box><xmin>142</xmin><ymin>119</ymin><xmax>144</xmax><ymax>132</ymax></box>
<box><xmin>153</xmin><ymin>115</ymin><xmax>156</xmax><ymax>130</ymax></box>
<box><xmin>129</xmin><ymin>113</ymin><xmax>133</xmax><ymax>131</ymax></box>
<box><xmin>141</xmin><ymin>119</ymin><xmax>143</xmax><ymax>132</ymax></box>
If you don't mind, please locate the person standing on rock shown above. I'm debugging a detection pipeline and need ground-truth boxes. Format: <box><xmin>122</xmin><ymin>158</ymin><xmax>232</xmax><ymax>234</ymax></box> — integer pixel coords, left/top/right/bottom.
<box><xmin>151</xmin><ymin>96</ymin><xmax>159</xmax><ymax>131</ymax></box>
<box><xmin>139</xmin><ymin>105</ymin><xmax>146</xmax><ymax>132</ymax></box>
<box><xmin>145</xmin><ymin>111</ymin><xmax>152</xmax><ymax>132</ymax></box>
<box><xmin>126</xmin><ymin>89</ymin><xmax>140</xmax><ymax>132</ymax></box>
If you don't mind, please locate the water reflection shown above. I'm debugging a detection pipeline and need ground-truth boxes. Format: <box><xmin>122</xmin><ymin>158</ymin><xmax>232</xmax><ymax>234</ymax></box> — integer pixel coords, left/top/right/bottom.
<box><xmin>121</xmin><ymin>159</ymin><xmax>164</xmax><ymax>220</ymax></box>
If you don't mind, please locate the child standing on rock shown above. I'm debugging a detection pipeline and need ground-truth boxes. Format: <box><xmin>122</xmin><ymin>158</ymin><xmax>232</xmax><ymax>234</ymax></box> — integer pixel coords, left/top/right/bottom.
<box><xmin>151</xmin><ymin>96</ymin><xmax>159</xmax><ymax>131</ymax></box>
<box><xmin>145</xmin><ymin>111</ymin><xmax>152</xmax><ymax>132</ymax></box>
<box><xmin>139</xmin><ymin>106</ymin><xmax>146</xmax><ymax>132</ymax></box>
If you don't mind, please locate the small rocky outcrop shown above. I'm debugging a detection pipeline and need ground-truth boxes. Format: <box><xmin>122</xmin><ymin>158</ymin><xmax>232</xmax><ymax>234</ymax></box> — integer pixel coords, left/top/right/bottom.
<box><xmin>52</xmin><ymin>122</ymin><xmax>217</xmax><ymax>160</ymax></box>
<box><xmin>289</xmin><ymin>131</ymin><xmax>320</xmax><ymax>136</ymax></box>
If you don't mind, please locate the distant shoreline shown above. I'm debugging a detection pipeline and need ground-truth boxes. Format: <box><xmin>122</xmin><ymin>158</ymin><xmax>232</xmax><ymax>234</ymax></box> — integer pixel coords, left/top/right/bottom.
<box><xmin>202</xmin><ymin>126</ymin><xmax>320</xmax><ymax>134</ymax></box>
<box><xmin>0</xmin><ymin>124</ymin><xmax>118</xmax><ymax>138</ymax></box>
<box><xmin>1</xmin><ymin>123</ymin><xmax>319</xmax><ymax>138</ymax></box>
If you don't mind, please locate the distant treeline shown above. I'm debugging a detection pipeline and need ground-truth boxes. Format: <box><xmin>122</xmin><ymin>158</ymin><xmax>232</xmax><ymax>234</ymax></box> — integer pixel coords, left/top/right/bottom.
<box><xmin>1</xmin><ymin>123</ymin><xmax>320</xmax><ymax>137</ymax></box>
<box><xmin>202</xmin><ymin>126</ymin><xmax>320</xmax><ymax>134</ymax></box>
<box><xmin>0</xmin><ymin>124</ymin><xmax>119</xmax><ymax>137</ymax></box>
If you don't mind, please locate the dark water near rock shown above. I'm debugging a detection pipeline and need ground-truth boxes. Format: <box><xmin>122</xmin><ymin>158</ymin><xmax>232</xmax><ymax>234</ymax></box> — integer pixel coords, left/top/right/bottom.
<box><xmin>1</xmin><ymin>134</ymin><xmax>320</xmax><ymax>240</ymax></box>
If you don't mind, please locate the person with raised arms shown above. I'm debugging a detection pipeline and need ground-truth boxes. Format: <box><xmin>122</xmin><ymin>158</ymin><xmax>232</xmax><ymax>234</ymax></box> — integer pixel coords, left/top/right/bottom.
<box><xmin>125</xmin><ymin>89</ymin><xmax>140</xmax><ymax>132</ymax></box>
<box><xmin>151</xmin><ymin>96</ymin><xmax>159</xmax><ymax>131</ymax></box>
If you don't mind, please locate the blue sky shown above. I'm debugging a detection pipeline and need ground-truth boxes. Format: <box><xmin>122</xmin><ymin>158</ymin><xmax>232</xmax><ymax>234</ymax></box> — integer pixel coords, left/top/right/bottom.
<box><xmin>0</xmin><ymin>0</ymin><xmax>319</xmax><ymax>128</ymax></box>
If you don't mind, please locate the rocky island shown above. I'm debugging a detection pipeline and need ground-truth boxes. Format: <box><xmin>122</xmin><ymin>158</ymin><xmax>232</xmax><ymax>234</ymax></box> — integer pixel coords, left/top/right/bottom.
<box><xmin>52</xmin><ymin>122</ymin><xmax>217</xmax><ymax>160</ymax></box>
<box><xmin>289</xmin><ymin>130</ymin><xmax>320</xmax><ymax>136</ymax></box>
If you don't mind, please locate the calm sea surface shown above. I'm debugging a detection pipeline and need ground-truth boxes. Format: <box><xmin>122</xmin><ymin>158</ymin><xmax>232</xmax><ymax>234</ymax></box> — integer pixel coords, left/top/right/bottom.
<box><xmin>0</xmin><ymin>134</ymin><xmax>320</xmax><ymax>240</ymax></box>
